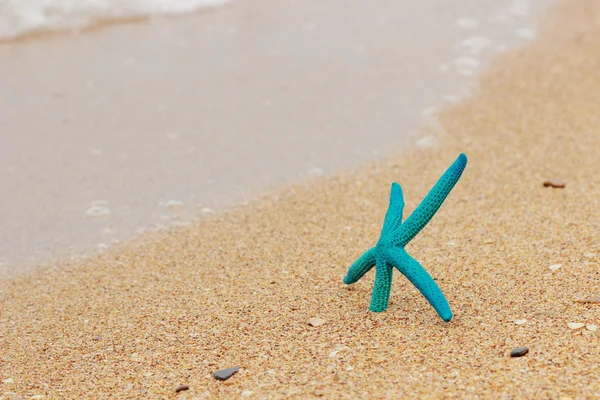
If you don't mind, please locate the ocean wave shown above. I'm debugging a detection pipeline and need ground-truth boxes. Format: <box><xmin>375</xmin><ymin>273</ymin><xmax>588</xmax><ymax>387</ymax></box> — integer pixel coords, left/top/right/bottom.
<box><xmin>0</xmin><ymin>0</ymin><xmax>231</xmax><ymax>40</ymax></box>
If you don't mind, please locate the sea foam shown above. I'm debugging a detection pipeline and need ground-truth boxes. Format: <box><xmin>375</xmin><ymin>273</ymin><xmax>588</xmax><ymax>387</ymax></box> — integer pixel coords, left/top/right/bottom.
<box><xmin>0</xmin><ymin>0</ymin><xmax>231</xmax><ymax>40</ymax></box>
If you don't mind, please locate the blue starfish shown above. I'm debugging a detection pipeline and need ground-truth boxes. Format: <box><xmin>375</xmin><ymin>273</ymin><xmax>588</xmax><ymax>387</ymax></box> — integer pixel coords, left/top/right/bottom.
<box><xmin>343</xmin><ymin>153</ymin><xmax>467</xmax><ymax>322</ymax></box>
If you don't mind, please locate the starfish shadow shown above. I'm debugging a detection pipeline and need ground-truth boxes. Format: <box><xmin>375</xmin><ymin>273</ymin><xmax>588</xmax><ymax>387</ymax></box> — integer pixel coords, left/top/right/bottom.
<box><xmin>343</xmin><ymin>153</ymin><xmax>468</xmax><ymax>322</ymax></box>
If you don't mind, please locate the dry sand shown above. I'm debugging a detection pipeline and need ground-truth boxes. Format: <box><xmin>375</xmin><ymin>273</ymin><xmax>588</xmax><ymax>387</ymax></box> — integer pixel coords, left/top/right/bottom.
<box><xmin>2</xmin><ymin>0</ymin><xmax>600</xmax><ymax>398</ymax></box>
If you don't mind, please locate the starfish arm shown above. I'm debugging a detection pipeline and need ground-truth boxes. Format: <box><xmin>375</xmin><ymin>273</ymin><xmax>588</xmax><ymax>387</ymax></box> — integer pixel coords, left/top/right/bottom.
<box><xmin>369</xmin><ymin>261</ymin><xmax>393</xmax><ymax>312</ymax></box>
<box><xmin>343</xmin><ymin>247</ymin><xmax>377</xmax><ymax>284</ymax></box>
<box><xmin>395</xmin><ymin>153</ymin><xmax>467</xmax><ymax>246</ymax></box>
<box><xmin>380</xmin><ymin>182</ymin><xmax>405</xmax><ymax>234</ymax></box>
<box><xmin>387</xmin><ymin>248</ymin><xmax>452</xmax><ymax>322</ymax></box>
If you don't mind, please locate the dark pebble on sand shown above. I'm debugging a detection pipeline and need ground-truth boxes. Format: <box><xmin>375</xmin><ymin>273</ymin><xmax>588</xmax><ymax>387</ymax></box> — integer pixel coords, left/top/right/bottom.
<box><xmin>214</xmin><ymin>366</ymin><xmax>240</xmax><ymax>381</ymax></box>
<box><xmin>510</xmin><ymin>347</ymin><xmax>529</xmax><ymax>357</ymax></box>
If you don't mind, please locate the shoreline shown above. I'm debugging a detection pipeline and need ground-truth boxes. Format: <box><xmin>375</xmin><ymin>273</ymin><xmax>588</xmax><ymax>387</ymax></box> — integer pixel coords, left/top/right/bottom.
<box><xmin>0</xmin><ymin>0</ymin><xmax>552</xmax><ymax>275</ymax></box>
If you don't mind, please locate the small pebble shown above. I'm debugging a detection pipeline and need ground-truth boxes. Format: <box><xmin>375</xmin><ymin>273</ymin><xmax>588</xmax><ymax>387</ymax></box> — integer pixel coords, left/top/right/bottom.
<box><xmin>586</xmin><ymin>324</ymin><xmax>598</xmax><ymax>332</ymax></box>
<box><xmin>510</xmin><ymin>347</ymin><xmax>529</xmax><ymax>357</ymax></box>
<box><xmin>514</xmin><ymin>319</ymin><xmax>527</xmax><ymax>325</ymax></box>
<box><xmin>241</xmin><ymin>390</ymin><xmax>254</xmax><ymax>397</ymax></box>
<box><xmin>214</xmin><ymin>366</ymin><xmax>240</xmax><ymax>381</ymax></box>
<box><xmin>567</xmin><ymin>322</ymin><xmax>585</xmax><ymax>330</ymax></box>
<box><xmin>309</xmin><ymin>317</ymin><xmax>326</xmax><ymax>327</ymax></box>
<box><xmin>543</xmin><ymin>179</ymin><xmax>566</xmax><ymax>188</ymax></box>
<box><xmin>174</xmin><ymin>384</ymin><xmax>189</xmax><ymax>392</ymax></box>
<box><xmin>2</xmin><ymin>378</ymin><xmax>14</xmax><ymax>384</ymax></box>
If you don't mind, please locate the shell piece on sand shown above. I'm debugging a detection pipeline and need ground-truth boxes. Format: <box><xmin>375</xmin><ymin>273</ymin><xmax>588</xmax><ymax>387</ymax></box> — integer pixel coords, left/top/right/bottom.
<box><xmin>309</xmin><ymin>317</ymin><xmax>325</xmax><ymax>327</ymax></box>
<box><xmin>543</xmin><ymin>179</ymin><xmax>566</xmax><ymax>188</ymax></box>
<box><xmin>586</xmin><ymin>324</ymin><xmax>598</xmax><ymax>332</ymax></box>
<box><xmin>549</xmin><ymin>263</ymin><xmax>562</xmax><ymax>272</ymax></box>
<box><xmin>567</xmin><ymin>322</ymin><xmax>585</xmax><ymax>330</ymax></box>
<box><xmin>514</xmin><ymin>319</ymin><xmax>527</xmax><ymax>325</ymax></box>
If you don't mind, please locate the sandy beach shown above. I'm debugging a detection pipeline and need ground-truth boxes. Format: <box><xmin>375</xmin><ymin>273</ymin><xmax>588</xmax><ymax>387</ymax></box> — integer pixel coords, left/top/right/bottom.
<box><xmin>3</xmin><ymin>0</ymin><xmax>600</xmax><ymax>398</ymax></box>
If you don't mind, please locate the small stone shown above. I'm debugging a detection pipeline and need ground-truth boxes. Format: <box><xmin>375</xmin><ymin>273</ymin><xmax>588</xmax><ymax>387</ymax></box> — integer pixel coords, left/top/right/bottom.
<box><xmin>308</xmin><ymin>317</ymin><xmax>325</xmax><ymax>327</ymax></box>
<box><xmin>241</xmin><ymin>390</ymin><xmax>254</xmax><ymax>397</ymax></box>
<box><xmin>175</xmin><ymin>384</ymin><xmax>189</xmax><ymax>392</ymax></box>
<box><xmin>201</xmin><ymin>207</ymin><xmax>216</xmax><ymax>215</ymax></box>
<box><xmin>514</xmin><ymin>319</ymin><xmax>527</xmax><ymax>325</ymax></box>
<box><xmin>543</xmin><ymin>179</ymin><xmax>566</xmax><ymax>188</ymax></box>
<box><xmin>586</xmin><ymin>324</ymin><xmax>598</xmax><ymax>332</ymax></box>
<box><xmin>510</xmin><ymin>347</ymin><xmax>529</xmax><ymax>357</ymax></box>
<box><xmin>214</xmin><ymin>366</ymin><xmax>240</xmax><ymax>381</ymax></box>
<box><xmin>2</xmin><ymin>378</ymin><xmax>14</xmax><ymax>384</ymax></box>
<box><xmin>567</xmin><ymin>322</ymin><xmax>585</xmax><ymax>330</ymax></box>
<box><xmin>549</xmin><ymin>263</ymin><xmax>562</xmax><ymax>272</ymax></box>
<box><xmin>483</xmin><ymin>239</ymin><xmax>494</xmax><ymax>244</ymax></box>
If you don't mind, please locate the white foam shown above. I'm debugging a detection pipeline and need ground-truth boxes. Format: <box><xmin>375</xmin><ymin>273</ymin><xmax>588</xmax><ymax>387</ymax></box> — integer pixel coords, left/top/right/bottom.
<box><xmin>452</xmin><ymin>56</ymin><xmax>480</xmax><ymax>76</ymax></box>
<box><xmin>0</xmin><ymin>0</ymin><xmax>232</xmax><ymax>40</ymax></box>
<box><xmin>162</xmin><ymin>200</ymin><xmax>185</xmax><ymax>211</ymax></box>
<box><xmin>460</xmin><ymin>36</ymin><xmax>492</xmax><ymax>54</ymax></box>
<box><xmin>514</xmin><ymin>28</ymin><xmax>535</xmax><ymax>39</ymax></box>
<box><xmin>456</xmin><ymin>17</ymin><xmax>479</xmax><ymax>29</ymax></box>
<box><xmin>85</xmin><ymin>200</ymin><xmax>111</xmax><ymax>220</ymax></box>
<box><xmin>508</xmin><ymin>0</ymin><xmax>530</xmax><ymax>17</ymax></box>
<box><xmin>421</xmin><ymin>106</ymin><xmax>437</xmax><ymax>117</ymax></box>
<box><xmin>453</xmin><ymin>57</ymin><xmax>480</xmax><ymax>69</ymax></box>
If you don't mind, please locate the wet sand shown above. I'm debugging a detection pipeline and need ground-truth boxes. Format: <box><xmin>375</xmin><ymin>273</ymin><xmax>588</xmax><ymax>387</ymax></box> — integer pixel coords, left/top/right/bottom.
<box><xmin>4</xmin><ymin>0</ymin><xmax>600</xmax><ymax>398</ymax></box>
<box><xmin>0</xmin><ymin>0</ymin><xmax>549</xmax><ymax>273</ymax></box>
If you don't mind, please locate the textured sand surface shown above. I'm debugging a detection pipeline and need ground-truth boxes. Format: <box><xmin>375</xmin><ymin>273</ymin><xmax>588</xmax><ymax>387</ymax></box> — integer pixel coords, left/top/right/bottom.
<box><xmin>2</xmin><ymin>0</ymin><xmax>600</xmax><ymax>398</ymax></box>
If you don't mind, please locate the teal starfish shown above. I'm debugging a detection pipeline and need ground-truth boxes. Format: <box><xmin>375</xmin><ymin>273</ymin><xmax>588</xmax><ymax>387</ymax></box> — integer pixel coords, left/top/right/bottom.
<box><xmin>343</xmin><ymin>153</ymin><xmax>467</xmax><ymax>322</ymax></box>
